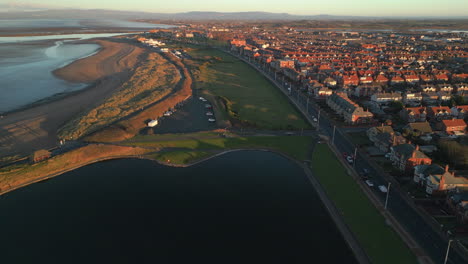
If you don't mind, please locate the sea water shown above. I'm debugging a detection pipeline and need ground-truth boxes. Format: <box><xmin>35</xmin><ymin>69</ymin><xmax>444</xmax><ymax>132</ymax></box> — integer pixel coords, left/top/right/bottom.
<box><xmin>0</xmin><ymin>39</ymin><xmax>100</xmax><ymax>113</ymax></box>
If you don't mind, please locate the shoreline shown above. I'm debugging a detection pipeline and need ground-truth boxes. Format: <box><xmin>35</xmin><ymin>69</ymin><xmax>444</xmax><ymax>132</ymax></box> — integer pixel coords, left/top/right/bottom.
<box><xmin>0</xmin><ymin>38</ymin><xmax>147</xmax><ymax>158</ymax></box>
<box><xmin>0</xmin><ymin>145</ymin><xmax>368</xmax><ymax>264</ymax></box>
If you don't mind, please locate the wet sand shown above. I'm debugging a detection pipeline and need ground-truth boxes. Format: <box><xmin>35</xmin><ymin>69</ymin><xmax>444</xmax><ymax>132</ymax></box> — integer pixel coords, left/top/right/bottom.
<box><xmin>0</xmin><ymin>38</ymin><xmax>147</xmax><ymax>158</ymax></box>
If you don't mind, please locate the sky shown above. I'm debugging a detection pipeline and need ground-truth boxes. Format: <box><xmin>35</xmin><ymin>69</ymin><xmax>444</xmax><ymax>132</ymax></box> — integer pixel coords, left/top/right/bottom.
<box><xmin>1</xmin><ymin>0</ymin><xmax>468</xmax><ymax>16</ymax></box>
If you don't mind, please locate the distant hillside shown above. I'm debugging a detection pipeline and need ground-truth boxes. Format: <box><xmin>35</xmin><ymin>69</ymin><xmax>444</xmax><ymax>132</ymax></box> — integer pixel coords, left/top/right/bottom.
<box><xmin>0</xmin><ymin>9</ymin><xmax>466</xmax><ymax>21</ymax></box>
<box><xmin>0</xmin><ymin>9</ymin><xmax>366</xmax><ymax>21</ymax></box>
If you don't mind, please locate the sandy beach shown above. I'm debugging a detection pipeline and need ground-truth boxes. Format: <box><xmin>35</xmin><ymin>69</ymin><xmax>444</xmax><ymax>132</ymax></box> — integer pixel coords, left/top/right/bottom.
<box><xmin>0</xmin><ymin>38</ymin><xmax>147</xmax><ymax>158</ymax></box>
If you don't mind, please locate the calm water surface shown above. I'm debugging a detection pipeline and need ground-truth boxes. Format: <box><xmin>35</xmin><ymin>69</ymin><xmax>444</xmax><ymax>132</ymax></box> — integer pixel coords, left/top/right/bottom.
<box><xmin>0</xmin><ymin>40</ymin><xmax>100</xmax><ymax>112</ymax></box>
<box><xmin>0</xmin><ymin>151</ymin><xmax>357</xmax><ymax>264</ymax></box>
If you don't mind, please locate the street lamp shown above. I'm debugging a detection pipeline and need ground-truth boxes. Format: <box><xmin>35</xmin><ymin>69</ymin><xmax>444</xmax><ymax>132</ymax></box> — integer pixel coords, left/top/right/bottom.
<box><xmin>332</xmin><ymin>125</ymin><xmax>336</xmax><ymax>145</ymax></box>
<box><xmin>353</xmin><ymin>147</ymin><xmax>358</xmax><ymax>169</ymax></box>
<box><xmin>444</xmin><ymin>239</ymin><xmax>455</xmax><ymax>264</ymax></box>
<box><xmin>317</xmin><ymin>108</ymin><xmax>321</xmax><ymax>129</ymax></box>
<box><xmin>384</xmin><ymin>182</ymin><xmax>391</xmax><ymax>210</ymax></box>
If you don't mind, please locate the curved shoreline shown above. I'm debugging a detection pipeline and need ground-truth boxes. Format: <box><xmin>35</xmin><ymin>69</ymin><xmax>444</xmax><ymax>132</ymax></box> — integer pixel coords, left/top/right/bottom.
<box><xmin>0</xmin><ymin>147</ymin><xmax>368</xmax><ymax>264</ymax></box>
<box><xmin>0</xmin><ymin>38</ymin><xmax>146</xmax><ymax>158</ymax></box>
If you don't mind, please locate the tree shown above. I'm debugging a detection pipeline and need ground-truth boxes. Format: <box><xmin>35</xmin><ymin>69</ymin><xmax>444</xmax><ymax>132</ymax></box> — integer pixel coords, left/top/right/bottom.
<box><xmin>438</xmin><ymin>140</ymin><xmax>468</xmax><ymax>169</ymax></box>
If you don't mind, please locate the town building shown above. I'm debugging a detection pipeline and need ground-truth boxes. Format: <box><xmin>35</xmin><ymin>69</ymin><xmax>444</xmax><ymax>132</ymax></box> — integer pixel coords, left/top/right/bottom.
<box><xmin>326</xmin><ymin>93</ymin><xmax>373</xmax><ymax>124</ymax></box>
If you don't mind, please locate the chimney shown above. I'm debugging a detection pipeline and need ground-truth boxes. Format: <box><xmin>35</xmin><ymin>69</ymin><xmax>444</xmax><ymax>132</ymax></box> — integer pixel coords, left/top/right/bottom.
<box><xmin>445</xmin><ymin>164</ymin><xmax>449</xmax><ymax>172</ymax></box>
<box><xmin>439</xmin><ymin>174</ymin><xmax>445</xmax><ymax>190</ymax></box>
<box><xmin>416</xmin><ymin>145</ymin><xmax>420</xmax><ymax>151</ymax></box>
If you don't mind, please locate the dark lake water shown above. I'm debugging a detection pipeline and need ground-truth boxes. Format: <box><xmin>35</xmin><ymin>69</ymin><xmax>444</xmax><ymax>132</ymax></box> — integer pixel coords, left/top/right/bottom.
<box><xmin>0</xmin><ymin>151</ymin><xmax>357</xmax><ymax>264</ymax></box>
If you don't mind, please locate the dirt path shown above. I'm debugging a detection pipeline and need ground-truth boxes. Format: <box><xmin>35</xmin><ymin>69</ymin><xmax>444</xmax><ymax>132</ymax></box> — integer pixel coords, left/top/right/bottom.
<box><xmin>0</xmin><ymin>39</ymin><xmax>146</xmax><ymax>158</ymax></box>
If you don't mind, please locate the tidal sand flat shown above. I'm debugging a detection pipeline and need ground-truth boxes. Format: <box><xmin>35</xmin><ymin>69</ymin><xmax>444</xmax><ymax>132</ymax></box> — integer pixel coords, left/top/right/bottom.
<box><xmin>0</xmin><ymin>40</ymin><xmax>100</xmax><ymax>113</ymax></box>
<box><xmin>0</xmin><ymin>39</ymin><xmax>146</xmax><ymax>157</ymax></box>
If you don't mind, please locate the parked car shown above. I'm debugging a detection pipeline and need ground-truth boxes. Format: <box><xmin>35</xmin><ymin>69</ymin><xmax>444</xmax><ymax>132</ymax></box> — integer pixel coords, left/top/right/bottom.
<box><xmin>362</xmin><ymin>168</ymin><xmax>369</xmax><ymax>175</ymax></box>
<box><xmin>199</xmin><ymin>97</ymin><xmax>207</xmax><ymax>102</ymax></box>
<box><xmin>208</xmin><ymin>118</ymin><xmax>216</xmax><ymax>123</ymax></box>
<box><xmin>385</xmin><ymin>153</ymin><xmax>391</xmax><ymax>158</ymax></box>
<box><xmin>378</xmin><ymin>185</ymin><xmax>388</xmax><ymax>193</ymax></box>
<box><xmin>346</xmin><ymin>156</ymin><xmax>354</xmax><ymax>164</ymax></box>
<box><xmin>365</xmin><ymin>180</ymin><xmax>374</xmax><ymax>187</ymax></box>
<box><xmin>206</xmin><ymin>112</ymin><xmax>214</xmax><ymax>116</ymax></box>
<box><xmin>205</xmin><ymin>104</ymin><xmax>212</xmax><ymax>109</ymax></box>
<box><xmin>342</xmin><ymin>152</ymin><xmax>348</xmax><ymax>158</ymax></box>
<box><xmin>313</xmin><ymin>118</ymin><xmax>318</xmax><ymax>122</ymax></box>
<box><xmin>285</xmin><ymin>131</ymin><xmax>295</xmax><ymax>136</ymax></box>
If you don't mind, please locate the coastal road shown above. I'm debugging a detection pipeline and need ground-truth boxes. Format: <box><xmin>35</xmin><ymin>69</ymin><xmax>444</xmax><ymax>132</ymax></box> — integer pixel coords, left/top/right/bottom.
<box><xmin>233</xmin><ymin>51</ymin><xmax>466</xmax><ymax>264</ymax></box>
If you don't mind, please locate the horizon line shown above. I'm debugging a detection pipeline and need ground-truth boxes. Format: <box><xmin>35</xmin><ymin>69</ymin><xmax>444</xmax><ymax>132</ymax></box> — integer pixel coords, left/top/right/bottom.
<box><xmin>1</xmin><ymin>8</ymin><xmax>468</xmax><ymax>18</ymax></box>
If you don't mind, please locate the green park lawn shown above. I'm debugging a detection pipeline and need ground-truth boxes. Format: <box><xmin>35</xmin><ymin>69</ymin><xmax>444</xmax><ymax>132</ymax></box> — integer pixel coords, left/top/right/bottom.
<box><xmin>126</xmin><ymin>133</ymin><xmax>314</xmax><ymax>163</ymax></box>
<box><xmin>185</xmin><ymin>47</ymin><xmax>310</xmax><ymax>130</ymax></box>
<box><xmin>311</xmin><ymin>143</ymin><xmax>417</xmax><ymax>264</ymax></box>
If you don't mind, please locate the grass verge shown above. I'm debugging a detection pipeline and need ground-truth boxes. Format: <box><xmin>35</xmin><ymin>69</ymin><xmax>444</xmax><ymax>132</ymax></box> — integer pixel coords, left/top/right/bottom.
<box><xmin>125</xmin><ymin>133</ymin><xmax>314</xmax><ymax>162</ymax></box>
<box><xmin>311</xmin><ymin>143</ymin><xmax>417</xmax><ymax>264</ymax></box>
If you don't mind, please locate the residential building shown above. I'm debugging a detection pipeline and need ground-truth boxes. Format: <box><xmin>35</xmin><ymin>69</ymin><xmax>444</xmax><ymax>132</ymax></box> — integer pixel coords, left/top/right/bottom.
<box><xmin>400</xmin><ymin>107</ymin><xmax>427</xmax><ymax>123</ymax></box>
<box><xmin>451</xmin><ymin>105</ymin><xmax>468</xmax><ymax>119</ymax></box>
<box><xmin>447</xmin><ymin>189</ymin><xmax>468</xmax><ymax>223</ymax></box>
<box><xmin>404</xmin><ymin>122</ymin><xmax>433</xmax><ymax>135</ymax></box>
<box><xmin>428</xmin><ymin>106</ymin><xmax>452</xmax><ymax>121</ymax></box>
<box><xmin>371</xmin><ymin>92</ymin><xmax>402</xmax><ymax>104</ymax></box>
<box><xmin>326</xmin><ymin>92</ymin><xmax>373</xmax><ymax>124</ymax></box>
<box><xmin>426</xmin><ymin>166</ymin><xmax>468</xmax><ymax>194</ymax></box>
<box><xmin>390</xmin><ymin>144</ymin><xmax>432</xmax><ymax>172</ymax></box>
<box><xmin>439</xmin><ymin>119</ymin><xmax>467</xmax><ymax>134</ymax></box>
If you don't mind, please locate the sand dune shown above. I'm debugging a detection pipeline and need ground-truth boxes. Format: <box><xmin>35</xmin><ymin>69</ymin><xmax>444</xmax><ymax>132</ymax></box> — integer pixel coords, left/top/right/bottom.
<box><xmin>53</xmin><ymin>39</ymin><xmax>143</xmax><ymax>83</ymax></box>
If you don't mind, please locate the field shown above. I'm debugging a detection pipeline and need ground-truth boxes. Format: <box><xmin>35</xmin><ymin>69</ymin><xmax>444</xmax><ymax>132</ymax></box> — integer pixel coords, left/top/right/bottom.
<box><xmin>58</xmin><ymin>52</ymin><xmax>181</xmax><ymax>140</ymax></box>
<box><xmin>125</xmin><ymin>132</ymin><xmax>314</xmax><ymax>162</ymax></box>
<box><xmin>311</xmin><ymin>144</ymin><xmax>417</xmax><ymax>264</ymax></box>
<box><xmin>184</xmin><ymin>47</ymin><xmax>310</xmax><ymax>130</ymax></box>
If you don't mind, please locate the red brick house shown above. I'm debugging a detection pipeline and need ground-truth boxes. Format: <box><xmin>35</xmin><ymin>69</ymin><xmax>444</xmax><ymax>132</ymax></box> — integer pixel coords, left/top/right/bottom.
<box><xmin>428</xmin><ymin>106</ymin><xmax>452</xmax><ymax>121</ymax></box>
<box><xmin>390</xmin><ymin>144</ymin><xmax>432</xmax><ymax>172</ymax></box>
<box><xmin>440</xmin><ymin>119</ymin><xmax>467</xmax><ymax>134</ymax></box>
<box><xmin>343</xmin><ymin>75</ymin><xmax>360</xmax><ymax>86</ymax></box>
<box><xmin>400</xmin><ymin>107</ymin><xmax>427</xmax><ymax>122</ymax></box>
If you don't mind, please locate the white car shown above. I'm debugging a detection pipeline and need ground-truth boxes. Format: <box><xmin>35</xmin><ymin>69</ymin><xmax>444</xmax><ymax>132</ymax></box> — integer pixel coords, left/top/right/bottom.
<box><xmin>208</xmin><ymin>118</ymin><xmax>216</xmax><ymax>123</ymax></box>
<box><xmin>378</xmin><ymin>185</ymin><xmax>388</xmax><ymax>193</ymax></box>
<box><xmin>346</xmin><ymin>156</ymin><xmax>354</xmax><ymax>164</ymax></box>
<box><xmin>163</xmin><ymin>111</ymin><xmax>173</xmax><ymax>116</ymax></box>
<box><xmin>385</xmin><ymin>153</ymin><xmax>391</xmax><ymax>158</ymax></box>
<box><xmin>199</xmin><ymin>97</ymin><xmax>207</xmax><ymax>102</ymax></box>
<box><xmin>206</xmin><ymin>112</ymin><xmax>214</xmax><ymax>116</ymax></box>
<box><xmin>365</xmin><ymin>180</ymin><xmax>374</xmax><ymax>187</ymax></box>
<box><xmin>313</xmin><ymin>118</ymin><xmax>318</xmax><ymax>122</ymax></box>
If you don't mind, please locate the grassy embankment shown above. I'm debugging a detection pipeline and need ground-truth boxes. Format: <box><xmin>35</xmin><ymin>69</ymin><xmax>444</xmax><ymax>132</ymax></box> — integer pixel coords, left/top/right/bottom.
<box><xmin>311</xmin><ymin>143</ymin><xmax>417</xmax><ymax>264</ymax></box>
<box><xmin>0</xmin><ymin>132</ymin><xmax>314</xmax><ymax>194</ymax></box>
<box><xmin>84</xmin><ymin>53</ymin><xmax>193</xmax><ymax>143</ymax></box>
<box><xmin>124</xmin><ymin>131</ymin><xmax>314</xmax><ymax>165</ymax></box>
<box><xmin>58</xmin><ymin>52</ymin><xmax>182</xmax><ymax>142</ymax></box>
<box><xmin>183</xmin><ymin>46</ymin><xmax>310</xmax><ymax>130</ymax></box>
<box><xmin>0</xmin><ymin>144</ymin><xmax>150</xmax><ymax>194</ymax></box>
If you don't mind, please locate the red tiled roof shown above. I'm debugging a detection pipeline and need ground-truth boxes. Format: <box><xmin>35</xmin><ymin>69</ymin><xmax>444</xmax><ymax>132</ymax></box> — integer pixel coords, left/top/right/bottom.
<box><xmin>442</xmin><ymin>119</ymin><xmax>467</xmax><ymax>127</ymax></box>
